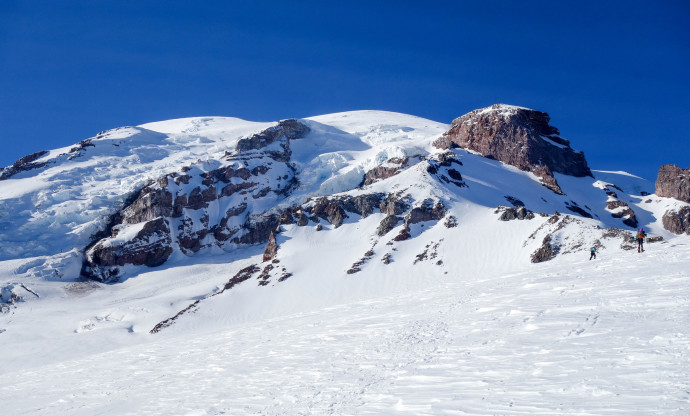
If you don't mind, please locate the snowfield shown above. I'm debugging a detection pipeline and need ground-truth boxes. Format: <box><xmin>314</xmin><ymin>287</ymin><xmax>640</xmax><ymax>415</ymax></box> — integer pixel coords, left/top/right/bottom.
<box><xmin>1</xmin><ymin>239</ymin><xmax>688</xmax><ymax>415</ymax></box>
<box><xmin>0</xmin><ymin>108</ymin><xmax>688</xmax><ymax>415</ymax></box>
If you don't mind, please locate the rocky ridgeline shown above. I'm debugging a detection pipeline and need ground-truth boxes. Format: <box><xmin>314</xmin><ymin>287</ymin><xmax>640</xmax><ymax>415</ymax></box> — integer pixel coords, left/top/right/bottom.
<box><xmin>81</xmin><ymin>117</ymin><xmax>458</xmax><ymax>281</ymax></box>
<box><xmin>82</xmin><ymin>120</ymin><xmax>310</xmax><ymax>281</ymax></box>
<box><xmin>0</xmin><ymin>150</ymin><xmax>50</xmax><ymax>180</ymax></box>
<box><xmin>655</xmin><ymin>164</ymin><xmax>690</xmax><ymax>234</ymax></box>
<box><xmin>433</xmin><ymin>104</ymin><xmax>592</xmax><ymax>194</ymax></box>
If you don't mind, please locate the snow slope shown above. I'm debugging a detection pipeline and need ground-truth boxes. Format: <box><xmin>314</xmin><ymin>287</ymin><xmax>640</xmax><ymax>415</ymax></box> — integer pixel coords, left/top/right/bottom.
<box><xmin>1</xmin><ymin>238</ymin><xmax>688</xmax><ymax>415</ymax></box>
<box><xmin>0</xmin><ymin>108</ymin><xmax>688</xmax><ymax>415</ymax></box>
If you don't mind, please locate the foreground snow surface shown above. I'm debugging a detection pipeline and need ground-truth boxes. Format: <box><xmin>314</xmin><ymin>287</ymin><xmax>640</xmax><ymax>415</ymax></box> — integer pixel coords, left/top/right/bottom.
<box><xmin>1</xmin><ymin>240</ymin><xmax>689</xmax><ymax>415</ymax></box>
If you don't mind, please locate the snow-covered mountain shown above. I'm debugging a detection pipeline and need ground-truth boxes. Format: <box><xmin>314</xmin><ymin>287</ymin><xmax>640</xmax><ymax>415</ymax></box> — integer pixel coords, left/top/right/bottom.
<box><xmin>1</xmin><ymin>104</ymin><xmax>688</xmax><ymax>415</ymax></box>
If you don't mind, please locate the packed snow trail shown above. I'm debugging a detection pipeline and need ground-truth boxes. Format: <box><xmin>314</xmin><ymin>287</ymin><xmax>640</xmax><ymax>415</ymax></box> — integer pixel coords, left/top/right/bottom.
<box><xmin>1</xmin><ymin>241</ymin><xmax>688</xmax><ymax>415</ymax></box>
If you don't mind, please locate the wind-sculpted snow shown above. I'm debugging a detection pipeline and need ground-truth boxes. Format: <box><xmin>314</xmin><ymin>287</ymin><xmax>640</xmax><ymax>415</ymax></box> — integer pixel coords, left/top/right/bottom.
<box><xmin>1</xmin><ymin>240</ymin><xmax>688</xmax><ymax>415</ymax></box>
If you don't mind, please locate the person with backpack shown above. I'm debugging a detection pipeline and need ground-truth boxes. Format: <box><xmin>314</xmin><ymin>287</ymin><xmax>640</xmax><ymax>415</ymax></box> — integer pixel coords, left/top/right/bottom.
<box><xmin>636</xmin><ymin>228</ymin><xmax>647</xmax><ymax>253</ymax></box>
<box><xmin>589</xmin><ymin>245</ymin><xmax>597</xmax><ymax>260</ymax></box>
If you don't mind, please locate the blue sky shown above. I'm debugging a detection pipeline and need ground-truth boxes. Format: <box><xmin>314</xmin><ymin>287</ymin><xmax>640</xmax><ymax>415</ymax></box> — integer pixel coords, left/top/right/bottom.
<box><xmin>1</xmin><ymin>1</ymin><xmax>688</xmax><ymax>181</ymax></box>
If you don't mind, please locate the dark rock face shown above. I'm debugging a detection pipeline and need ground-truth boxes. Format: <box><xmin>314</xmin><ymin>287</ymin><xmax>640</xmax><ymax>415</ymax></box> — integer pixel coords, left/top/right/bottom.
<box><xmin>82</xmin><ymin>120</ymin><xmax>310</xmax><ymax>280</ymax></box>
<box><xmin>362</xmin><ymin>157</ymin><xmax>408</xmax><ymax>186</ymax></box>
<box><xmin>363</xmin><ymin>166</ymin><xmax>401</xmax><ymax>186</ymax></box>
<box><xmin>434</xmin><ymin>104</ymin><xmax>592</xmax><ymax>194</ymax></box>
<box><xmin>235</xmin><ymin>119</ymin><xmax>310</xmax><ymax>162</ymax></box>
<box><xmin>496</xmin><ymin>205</ymin><xmax>535</xmax><ymax>221</ymax></box>
<box><xmin>606</xmin><ymin>200</ymin><xmax>638</xmax><ymax>228</ymax></box>
<box><xmin>377</xmin><ymin>215</ymin><xmax>401</xmax><ymax>236</ymax></box>
<box><xmin>380</xmin><ymin>193</ymin><xmax>411</xmax><ymax>215</ymax></box>
<box><xmin>0</xmin><ymin>150</ymin><xmax>50</xmax><ymax>180</ymax></box>
<box><xmin>425</xmin><ymin>152</ymin><xmax>466</xmax><ymax>189</ymax></box>
<box><xmin>307</xmin><ymin>193</ymin><xmax>387</xmax><ymax>227</ymax></box>
<box><xmin>84</xmin><ymin>217</ymin><xmax>173</xmax><ymax>281</ymax></box>
<box><xmin>662</xmin><ymin>207</ymin><xmax>690</xmax><ymax>235</ymax></box>
<box><xmin>405</xmin><ymin>199</ymin><xmax>446</xmax><ymax>225</ymax></box>
<box><xmin>655</xmin><ymin>164</ymin><xmax>690</xmax><ymax>203</ymax></box>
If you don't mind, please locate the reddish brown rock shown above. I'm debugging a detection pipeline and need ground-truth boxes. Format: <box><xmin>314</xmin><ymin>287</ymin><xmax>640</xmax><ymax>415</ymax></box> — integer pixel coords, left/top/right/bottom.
<box><xmin>434</xmin><ymin>104</ymin><xmax>592</xmax><ymax>194</ymax></box>
<box><xmin>655</xmin><ymin>164</ymin><xmax>690</xmax><ymax>203</ymax></box>
<box><xmin>362</xmin><ymin>157</ymin><xmax>408</xmax><ymax>186</ymax></box>
<box><xmin>263</xmin><ymin>231</ymin><xmax>278</xmax><ymax>262</ymax></box>
<box><xmin>662</xmin><ymin>207</ymin><xmax>690</xmax><ymax>235</ymax></box>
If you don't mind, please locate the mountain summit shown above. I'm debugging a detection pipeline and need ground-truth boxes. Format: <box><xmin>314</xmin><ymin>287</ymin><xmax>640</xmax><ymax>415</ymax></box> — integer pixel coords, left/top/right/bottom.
<box><xmin>434</xmin><ymin>104</ymin><xmax>591</xmax><ymax>194</ymax></box>
<box><xmin>1</xmin><ymin>105</ymin><xmax>689</xmax><ymax>415</ymax></box>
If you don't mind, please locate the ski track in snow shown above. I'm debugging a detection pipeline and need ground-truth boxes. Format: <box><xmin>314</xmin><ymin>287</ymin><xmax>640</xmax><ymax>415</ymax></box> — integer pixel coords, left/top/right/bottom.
<box><xmin>1</xmin><ymin>242</ymin><xmax>688</xmax><ymax>415</ymax></box>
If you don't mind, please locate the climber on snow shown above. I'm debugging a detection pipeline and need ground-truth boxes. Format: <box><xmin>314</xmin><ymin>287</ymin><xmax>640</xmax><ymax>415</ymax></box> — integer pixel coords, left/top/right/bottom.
<box><xmin>636</xmin><ymin>228</ymin><xmax>647</xmax><ymax>253</ymax></box>
<box><xmin>589</xmin><ymin>245</ymin><xmax>597</xmax><ymax>260</ymax></box>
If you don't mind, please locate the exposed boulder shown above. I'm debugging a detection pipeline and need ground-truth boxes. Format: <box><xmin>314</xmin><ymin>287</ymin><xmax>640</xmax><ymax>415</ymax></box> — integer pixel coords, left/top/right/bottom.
<box><xmin>662</xmin><ymin>207</ymin><xmax>690</xmax><ymax>235</ymax></box>
<box><xmin>434</xmin><ymin>104</ymin><xmax>592</xmax><ymax>194</ymax></box>
<box><xmin>655</xmin><ymin>164</ymin><xmax>690</xmax><ymax>203</ymax></box>
<box><xmin>341</xmin><ymin>194</ymin><xmax>384</xmax><ymax>218</ymax></box>
<box><xmin>425</xmin><ymin>152</ymin><xmax>467</xmax><ymax>189</ymax></box>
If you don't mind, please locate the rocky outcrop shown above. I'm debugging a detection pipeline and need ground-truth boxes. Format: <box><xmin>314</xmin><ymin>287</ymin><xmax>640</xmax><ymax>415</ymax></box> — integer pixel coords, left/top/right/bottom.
<box><xmin>82</xmin><ymin>120</ymin><xmax>310</xmax><ymax>281</ymax></box>
<box><xmin>377</xmin><ymin>215</ymin><xmax>401</xmax><ymax>236</ymax></box>
<box><xmin>662</xmin><ymin>207</ymin><xmax>690</xmax><ymax>235</ymax></box>
<box><xmin>434</xmin><ymin>104</ymin><xmax>592</xmax><ymax>194</ymax></box>
<box><xmin>263</xmin><ymin>232</ymin><xmax>278</xmax><ymax>262</ymax></box>
<box><xmin>306</xmin><ymin>193</ymin><xmax>392</xmax><ymax>228</ymax></box>
<box><xmin>405</xmin><ymin>199</ymin><xmax>446</xmax><ymax>225</ymax></box>
<box><xmin>531</xmin><ymin>235</ymin><xmax>559</xmax><ymax>263</ymax></box>
<box><xmin>235</xmin><ymin>119</ymin><xmax>310</xmax><ymax>162</ymax></box>
<box><xmin>391</xmin><ymin>199</ymin><xmax>447</xmax><ymax>242</ymax></box>
<box><xmin>83</xmin><ymin>217</ymin><xmax>174</xmax><ymax>281</ymax></box>
<box><xmin>495</xmin><ymin>205</ymin><xmax>535</xmax><ymax>221</ymax></box>
<box><xmin>362</xmin><ymin>157</ymin><xmax>408</xmax><ymax>186</ymax></box>
<box><xmin>425</xmin><ymin>151</ymin><xmax>466</xmax><ymax>189</ymax></box>
<box><xmin>0</xmin><ymin>150</ymin><xmax>50</xmax><ymax>180</ymax></box>
<box><xmin>606</xmin><ymin>200</ymin><xmax>638</xmax><ymax>228</ymax></box>
<box><xmin>655</xmin><ymin>164</ymin><xmax>690</xmax><ymax>203</ymax></box>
